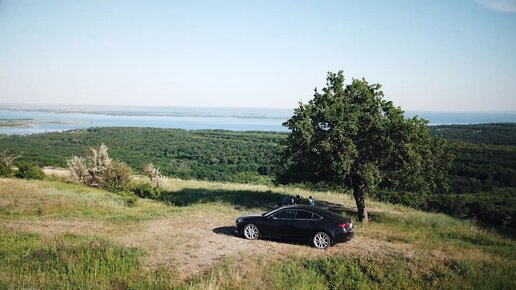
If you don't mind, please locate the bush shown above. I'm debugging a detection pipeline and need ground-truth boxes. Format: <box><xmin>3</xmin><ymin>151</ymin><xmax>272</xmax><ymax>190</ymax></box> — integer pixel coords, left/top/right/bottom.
<box><xmin>0</xmin><ymin>150</ymin><xmax>20</xmax><ymax>177</ymax></box>
<box><xmin>142</xmin><ymin>163</ymin><xmax>165</xmax><ymax>189</ymax></box>
<box><xmin>67</xmin><ymin>144</ymin><xmax>132</xmax><ymax>192</ymax></box>
<box><xmin>101</xmin><ymin>161</ymin><xmax>133</xmax><ymax>193</ymax></box>
<box><xmin>67</xmin><ymin>144</ymin><xmax>112</xmax><ymax>187</ymax></box>
<box><xmin>0</xmin><ymin>162</ymin><xmax>13</xmax><ymax>177</ymax></box>
<box><xmin>131</xmin><ymin>181</ymin><xmax>160</xmax><ymax>199</ymax></box>
<box><xmin>15</xmin><ymin>161</ymin><xmax>45</xmax><ymax>180</ymax></box>
<box><xmin>116</xmin><ymin>191</ymin><xmax>139</xmax><ymax>207</ymax></box>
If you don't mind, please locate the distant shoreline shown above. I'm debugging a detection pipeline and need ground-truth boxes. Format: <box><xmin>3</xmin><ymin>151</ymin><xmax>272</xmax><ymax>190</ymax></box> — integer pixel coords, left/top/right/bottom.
<box><xmin>0</xmin><ymin>105</ymin><xmax>515</xmax><ymax>135</ymax></box>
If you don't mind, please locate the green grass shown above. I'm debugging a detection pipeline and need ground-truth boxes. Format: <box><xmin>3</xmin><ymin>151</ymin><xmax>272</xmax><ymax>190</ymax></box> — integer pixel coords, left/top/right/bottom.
<box><xmin>0</xmin><ymin>178</ymin><xmax>176</xmax><ymax>222</ymax></box>
<box><xmin>185</xmin><ymin>217</ymin><xmax>516</xmax><ymax>289</ymax></box>
<box><xmin>0</xmin><ymin>177</ymin><xmax>515</xmax><ymax>289</ymax></box>
<box><xmin>0</xmin><ymin>232</ymin><xmax>142</xmax><ymax>289</ymax></box>
<box><xmin>263</xmin><ymin>255</ymin><xmax>513</xmax><ymax>290</ymax></box>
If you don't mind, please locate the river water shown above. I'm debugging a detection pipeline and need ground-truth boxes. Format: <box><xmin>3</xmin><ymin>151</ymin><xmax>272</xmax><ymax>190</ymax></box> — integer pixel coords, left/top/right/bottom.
<box><xmin>0</xmin><ymin>105</ymin><xmax>514</xmax><ymax>135</ymax></box>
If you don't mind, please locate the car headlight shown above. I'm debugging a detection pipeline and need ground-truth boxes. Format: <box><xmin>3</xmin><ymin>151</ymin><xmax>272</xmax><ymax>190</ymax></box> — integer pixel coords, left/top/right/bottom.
<box><xmin>236</xmin><ymin>218</ymin><xmax>244</xmax><ymax>223</ymax></box>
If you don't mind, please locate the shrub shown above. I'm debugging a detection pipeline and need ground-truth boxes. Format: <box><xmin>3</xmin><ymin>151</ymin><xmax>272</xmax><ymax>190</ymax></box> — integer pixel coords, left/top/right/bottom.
<box><xmin>0</xmin><ymin>150</ymin><xmax>21</xmax><ymax>177</ymax></box>
<box><xmin>67</xmin><ymin>155</ymin><xmax>88</xmax><ymax>184</ymax></box>
<box><xmin>67</xmin><ymin>144</ymin><xmax>132</xmax><ymax>192</ymax></box>
<box><xmin>101</xmin><ymin>161</ymin><xmax>133</xmax><ymax>193</ymax></box>
<box><xmin>131</xmin><ymin>181</ymin><xmax>160</xmax><ymax>199</ymax></box>
<box><xmin>15</xmin><ymin>161</ymin><xmax>45</xmax><ymax>180</ymax></box>
<box><xmin>142</xmin><ymin>163</ymin><xmax>165</xmax><ymax>190</ymax></box>
<box><xmin>0</xmin><ymin>162</ymin><xmax>13</xmax><ymax>177</ymax></box>
<box><xmin>67</xmin><ymin>144</ymin><xmax>112</xmax><ymax>187</ymax></box>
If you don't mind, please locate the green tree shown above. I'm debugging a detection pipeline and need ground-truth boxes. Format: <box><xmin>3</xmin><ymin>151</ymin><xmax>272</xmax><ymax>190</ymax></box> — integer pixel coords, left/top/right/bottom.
<box><xmin>276</xmin><ymin>71</ymin><xmax>452</xmax><ymax>222</ymax></box>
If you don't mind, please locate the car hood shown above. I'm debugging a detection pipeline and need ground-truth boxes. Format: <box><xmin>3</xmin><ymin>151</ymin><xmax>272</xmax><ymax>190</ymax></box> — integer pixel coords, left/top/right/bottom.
<box><xmin>237</xmin><ymin>214</ymin><xmax>263</xmax><ymax>219</ymax></box>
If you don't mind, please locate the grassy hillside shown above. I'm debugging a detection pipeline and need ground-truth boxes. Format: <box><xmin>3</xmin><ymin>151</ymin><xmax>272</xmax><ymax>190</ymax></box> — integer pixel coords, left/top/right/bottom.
<box><xmin>1</xmin><ymin>178</ymin><xmax>514</xmax><ymax>289</ymax></box>
<box><xmin>1</xmin><ymin>125</ymin><xmax>515</xmax><ymax>230</ymax></box>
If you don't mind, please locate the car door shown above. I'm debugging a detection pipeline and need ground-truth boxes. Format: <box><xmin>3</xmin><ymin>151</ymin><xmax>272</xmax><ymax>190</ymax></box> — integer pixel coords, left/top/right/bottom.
<box><xmin>288</xmin><ymin>210</ymin><xmax>317</xmax><ymax>240</ymax></box>
<box><xmin>261</xmin><ymin>209</ymin><xmax>297</xmax><ymax>238</ymax></box>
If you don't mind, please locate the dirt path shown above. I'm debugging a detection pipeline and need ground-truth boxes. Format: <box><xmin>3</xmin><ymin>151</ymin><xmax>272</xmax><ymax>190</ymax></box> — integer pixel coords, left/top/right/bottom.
<box><xmin>2</xmin><ymin>213</ymin><xmax>416</xmax><ymax>279</ymax></box>
<box><xmin>115</xmin><ymin>214</ymin><xmax>310</xmax><ymax>279</ymax></box>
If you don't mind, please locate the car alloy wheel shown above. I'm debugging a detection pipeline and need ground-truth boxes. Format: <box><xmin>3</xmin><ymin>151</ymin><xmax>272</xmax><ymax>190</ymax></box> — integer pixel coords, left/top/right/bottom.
<box><xmin>313</xmin><ymin>232</ymin><xmax>331</xmax><ymax>249</ymax></box>
<box><xmin>243</xmin><ymin>223</ymin><xmax>259</xmax><ymax>240</ymax></box>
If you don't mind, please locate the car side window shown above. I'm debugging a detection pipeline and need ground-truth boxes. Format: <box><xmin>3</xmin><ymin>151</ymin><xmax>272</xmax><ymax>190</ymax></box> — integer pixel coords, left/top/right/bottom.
<box><xmin>296</xmin><ymin>210</ymin><xmax>313</xmax><ymax>219</ymax></box>
<box><xmin>274</xmin><ymin>209</ymin><xmax>296</xmax><ymax>219</ymax></box>
<box><xmin>311</xmin><ymin>213</ymin><xmax>323</xmax><ymax>220</ymax></box>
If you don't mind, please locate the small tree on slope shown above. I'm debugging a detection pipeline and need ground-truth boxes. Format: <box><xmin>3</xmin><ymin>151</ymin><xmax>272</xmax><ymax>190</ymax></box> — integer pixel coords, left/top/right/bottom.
<box><xmin>67</xmin><ymin>144</ymin><xmax>112</xmax><ymax>187</ymax></box>
<box><xmin>143</xmin><ymin>163</ymin><xmax>165</xmax><ymax>189</ymax></box>
<box><xmin>275</xmin><ymin>71</ymin><xmax>452</xmax><ymax>222</ymax></box>
<box><xmin>0</xmin><ymin>150</ymin><xmax>22</xmax><ymax>177</ymax></box>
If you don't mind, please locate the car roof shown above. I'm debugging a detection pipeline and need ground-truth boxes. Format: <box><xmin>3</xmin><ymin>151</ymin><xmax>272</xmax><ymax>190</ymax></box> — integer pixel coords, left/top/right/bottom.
<box><xmin>269</xmin><ymin>205</ymin><xmax>351</xmax><ymax>221</ymax></box>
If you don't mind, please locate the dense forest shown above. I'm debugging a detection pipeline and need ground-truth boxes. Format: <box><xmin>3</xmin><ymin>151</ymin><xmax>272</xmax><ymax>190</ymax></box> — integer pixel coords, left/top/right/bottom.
<box><xmin>429</xmin><ymin>123</ymin><xmax>516</xmax><ymax>145</ymax></box>
<box><xmin>376</xmin><ymin>124</ymin><xmax>516</xmax><ymax>231</ymax></box>
<box><xmin>0</xmin><ymin>128</ymin><xmax>284</xmax><ymax>183</ymax></box>
<box><xmin>0</xmin><ymin>124</ymin><xmax>515</xmax><ymax>231</ymax></box>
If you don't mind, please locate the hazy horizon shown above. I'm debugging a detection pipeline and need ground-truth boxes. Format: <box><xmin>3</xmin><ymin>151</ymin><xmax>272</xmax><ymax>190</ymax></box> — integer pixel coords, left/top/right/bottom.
<box><xmin>1</xmin><ymin>1</ymin><xmax>515</xmax><ymax>111</ymax></box>
<box><xmin>2</xmin><ymin>102</ymin><xmax>516</xmax><ymax>113</ymax></box>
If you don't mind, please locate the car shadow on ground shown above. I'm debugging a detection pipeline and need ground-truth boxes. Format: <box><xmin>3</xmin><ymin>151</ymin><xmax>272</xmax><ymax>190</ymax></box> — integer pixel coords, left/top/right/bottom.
<box><xmin>213</xmin><ymin>226</ymin><xmax>237</xmax><ymax>236</ymax></box>
<box><xmin>212</xmin><ymin>226</ymin><xmax>311</xmax><ymax>247</ymax></box>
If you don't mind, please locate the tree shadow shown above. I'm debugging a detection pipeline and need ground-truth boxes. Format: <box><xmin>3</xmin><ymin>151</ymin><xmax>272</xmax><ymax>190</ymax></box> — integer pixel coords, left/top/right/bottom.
<box><xmin>160</xmin><ymin>188</ymin><xmax>285</xmax><ymax>211</ymax></box>
<box><xmin>316</xmin><ymin>200</ymin><xmax>357</xmax><ymax>217</ymax></box>
<box><xmin>160</xmin><ymin>187</ymin><xmax>352</xmax><ymax>214</ymax></box>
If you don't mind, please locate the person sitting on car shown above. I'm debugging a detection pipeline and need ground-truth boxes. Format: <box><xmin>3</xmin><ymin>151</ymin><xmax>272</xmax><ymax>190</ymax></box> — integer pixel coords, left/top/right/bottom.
<box><xmin>308</xmin><ymin>196</ymin><xmax>315</xmax><ymax>206</ymax></box>
<box><xmin>281</xmin><ymin>196</ymin><xmax>291</xmax><ymax>206</ymax></box>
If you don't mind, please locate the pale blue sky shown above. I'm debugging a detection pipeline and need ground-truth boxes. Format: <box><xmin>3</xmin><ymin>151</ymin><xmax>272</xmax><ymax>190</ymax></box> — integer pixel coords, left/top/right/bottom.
<box><xmin>0</xmin><ymin>0</ymin><xmax>515</xmax><ymax>111</ymax></box>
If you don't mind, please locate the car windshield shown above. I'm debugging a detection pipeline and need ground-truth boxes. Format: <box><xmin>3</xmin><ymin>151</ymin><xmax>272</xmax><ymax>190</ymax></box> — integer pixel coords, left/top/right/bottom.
<box><xmin>263</xmin><ymin>207</ymin><xmax>285</xmax><ymax>216</ymax></box>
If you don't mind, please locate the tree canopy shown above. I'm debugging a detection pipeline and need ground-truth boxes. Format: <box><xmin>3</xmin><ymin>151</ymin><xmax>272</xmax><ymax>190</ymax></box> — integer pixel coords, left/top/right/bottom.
<box><xmin>276</xmin><ymin>71</ymin><xmax>452</xmax><ymax>222</ymax></box>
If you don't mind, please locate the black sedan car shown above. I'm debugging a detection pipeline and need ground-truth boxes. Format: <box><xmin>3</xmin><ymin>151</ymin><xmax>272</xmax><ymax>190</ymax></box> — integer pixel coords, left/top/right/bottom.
<box><xmin>235</xmin><ymin>205</ymin><xmax>353</xmax><ymax>249</ymax></box>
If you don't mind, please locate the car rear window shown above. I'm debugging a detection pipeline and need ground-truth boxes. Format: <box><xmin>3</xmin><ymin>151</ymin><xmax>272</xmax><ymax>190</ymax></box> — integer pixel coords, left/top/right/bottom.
<box><xmin>317</xmin><ymin>208</ymin><xmax>346</xmax><ymax>220</ymax></box>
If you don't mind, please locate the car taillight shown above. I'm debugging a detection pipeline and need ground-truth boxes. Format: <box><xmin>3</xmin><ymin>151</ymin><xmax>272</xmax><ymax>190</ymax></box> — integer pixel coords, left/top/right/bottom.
<box><xmin>338</xmin><ymin>223</ymin><xmax>350</xmax><ymax>228</ymax></box>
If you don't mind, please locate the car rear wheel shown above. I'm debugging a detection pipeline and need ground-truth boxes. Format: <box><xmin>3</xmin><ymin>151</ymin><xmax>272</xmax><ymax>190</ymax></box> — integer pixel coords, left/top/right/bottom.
<box><xmin>243</xmin><ymin>223</ymin><xmax>259</xmax><ymax>240</ymax></box>
<box><xmin>313</xmin><ymin>232</ymin><xmax>331</xmax><ymax>249</ymax></box>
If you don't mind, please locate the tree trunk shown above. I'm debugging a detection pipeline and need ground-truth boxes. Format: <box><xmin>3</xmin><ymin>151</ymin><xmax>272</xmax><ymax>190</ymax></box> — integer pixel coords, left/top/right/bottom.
<box><xmin>352</xmin><ymin>181</ymin><xmax>369</xmax><ymax>223</ymax></box>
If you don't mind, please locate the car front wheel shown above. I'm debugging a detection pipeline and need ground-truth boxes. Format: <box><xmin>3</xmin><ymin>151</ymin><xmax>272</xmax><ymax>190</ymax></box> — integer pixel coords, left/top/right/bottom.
<box><xmin>243</xmin><ymin>223</ymin><xmax>259</xmax><ymax>240</ymax></box>
<box><xmin>313</xmin><ymin>232</ymin><xmax>331</xmax><ymax>249</ymax></box>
